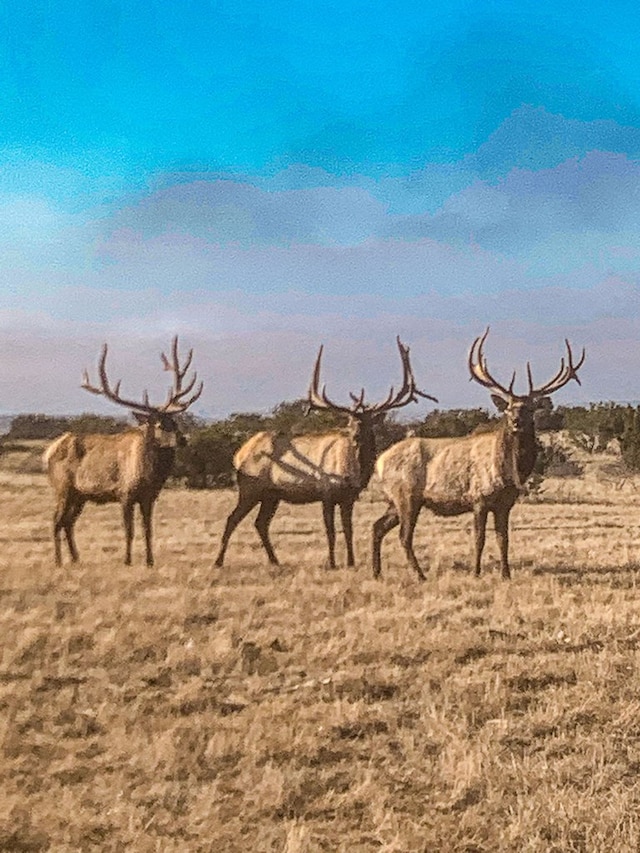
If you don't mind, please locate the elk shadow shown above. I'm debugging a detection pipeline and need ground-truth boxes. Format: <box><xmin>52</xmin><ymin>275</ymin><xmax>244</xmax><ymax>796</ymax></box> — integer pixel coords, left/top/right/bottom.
<box><xmin>532</xmin><ymin>561</ymin><xmax>640</xmax><ymax>588</ymax></box>
<box><xmin>265</xmin><ymin>439</ymin><xmax>354</xmax><ymax>492</ymax></box>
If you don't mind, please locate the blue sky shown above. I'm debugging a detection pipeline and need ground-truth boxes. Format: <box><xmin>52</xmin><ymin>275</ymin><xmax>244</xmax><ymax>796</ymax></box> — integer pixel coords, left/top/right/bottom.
<box><xmin>1</xmin><ymin>0</ymin><xmax>640</xmax><ymax>414</ymax></box>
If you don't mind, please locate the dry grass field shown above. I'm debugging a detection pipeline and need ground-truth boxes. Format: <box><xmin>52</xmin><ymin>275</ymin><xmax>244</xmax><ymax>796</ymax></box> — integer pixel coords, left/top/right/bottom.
<box><xmin>4</xmin><ymin>439</ymin><xmax>640</xmax><ymax>851</ymax></box>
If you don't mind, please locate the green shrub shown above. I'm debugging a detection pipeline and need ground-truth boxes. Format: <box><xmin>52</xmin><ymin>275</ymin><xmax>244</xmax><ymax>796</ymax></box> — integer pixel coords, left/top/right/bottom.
<box><xmin>7</xmin><ymin>412</ymin><xmax>127</xmax><ymax>440</ymax></box>
<box><xmin>621</xmin><ymin>407</ymin><xmax>640</xmax><ymax>472</ymax></box>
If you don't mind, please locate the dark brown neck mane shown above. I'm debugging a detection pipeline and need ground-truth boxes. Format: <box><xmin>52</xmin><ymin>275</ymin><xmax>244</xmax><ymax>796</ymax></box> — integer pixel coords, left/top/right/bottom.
<box><xmin>355</xmin><ymin>418</ymin><xmax>378</xmax><ymax>490</ymax></box>
<box><xmin>501</xmin><ymin>421</ymin><xmax>537</xmax><ymax>488</ymax></box>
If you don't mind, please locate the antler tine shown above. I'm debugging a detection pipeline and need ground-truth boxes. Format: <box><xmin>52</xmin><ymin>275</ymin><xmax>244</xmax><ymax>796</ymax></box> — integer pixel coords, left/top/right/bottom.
<box><xmin>307</xmin><ymin>345</ymin><xmax>326</xmax><ymax>410</ymax></box>
<box><xmin>159</xmin><ymin>336</ymin><xmax>182</xmax><ymax>380</ymax></box>
<box><xmin>349</xmin><ymin>388</ymin><xmax>367</xmax><ymax>410</ymax></box>
<box><xmin>171</xmin><ymin>371</ymin><xmax>198</xmax><ymax>401</ymax></box>
<box><xmin>81</xmin><ymin>338</ymin><xmax>202</xmax><ymax>415</ymax></box>
<box><xmin>399</xmin><ymin>337</ymin><xmax>438</xmax><ymax>405</ymax></box>
<box><xmin>398</xmin><ymin>338</ymin><xmax>439</xmax><ymax>404</ymax></box>
<box><xmin>566</xmin><ymin>338</ymin><xmax>586</xmax><ymax>377</ymax></box>
<box><xmin>165</xmin><ymin>379</ymin><xmax>204</xmax><ymax>413</ymax></box>
<box><xmin>166</xmin><ymin>335</ymin><xmax>194</xmax><ymax>381</ymax></box>
<box><xmin>161</xmin><ymin>337</ymin><xmax>181</xmax><ymax>407</ymax></box>
<box><xmin>172</xmin><ymin>335</ymin><xmax>180</xmax><ymax>373</ymax></box>
<box><xmin>369</xmin><ymin>384</ymin><xmax>400</xmax><ymax>413</ymax></box>
<box><xmin>80</xmin><ymin>343</ymin><xmax>158</xmax><ymax>413</ymax></box>
<box><xmin>160</xmin><ymin>336</ymin><xmax>202</xmax><ymax>412</ymax></box>
<box><xmin>468</xmin><ymin>328</ymin><xmax>515</xmax><ymax>400</ymax></box>
<box><xmin>308</xmin><ymin>338</ymin><xmax>436</xmax><ymax>417</ymax></box>
<box><xmin>530</xmin><ymin>340</ymin><xmax>585</xmax><ymax>397</ymax></box>
<box><xmin>307</xmin><ymin>345</ymin><xmax>356</xmax><ymax>414</ymax></box>
<box><xmin>81</xmin><ymin>352</ymin><xmax>104</xmax><ymax>395</ymax></box>
<box><xmin>468</xmin><ymin>329</ymin><xmax>495</xmax><ymax>389</ymax></box>
<box><xmin>180</xmin><ymin>348</ymin><xmax>194</xmax><ymax>379</ymax></box>
<box><xmin>369</xmin><ymin>337</ymin><xmax>437</xmax><ymax>412</ymax></box>
<box><xmin>188</xmin><ymin>380</ymin><xmax>204</xmax><ymax>405</ymax></box>
<box><xmin>541</xmin><ymin>357</ymin><xmax>568</xmax><ymax>393</ymax></box>
<box><xmin>526</xmin><ymin>362</ymin><xmax>534</xmax><ymax>396</ymax></box>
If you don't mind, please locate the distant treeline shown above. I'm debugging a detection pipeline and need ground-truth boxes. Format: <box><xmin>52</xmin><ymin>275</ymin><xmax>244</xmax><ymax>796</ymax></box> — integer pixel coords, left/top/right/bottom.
<box><xmin>6</xmin><ymin>413</ymin><xmax>128</xmax><ymax>439</ymax></box>
<box><xmin>6</xmin><ymin>401</ymin><xmax>640</xmax><ymax>486</ymax></box>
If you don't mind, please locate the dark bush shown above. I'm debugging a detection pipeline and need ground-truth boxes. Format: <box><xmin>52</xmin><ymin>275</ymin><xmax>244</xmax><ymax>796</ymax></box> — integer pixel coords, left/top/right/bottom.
<box><xmin>173</xmin><ymin>423</ymin><xmax>239</xmax><ymax>489</ymax></box>
<box><xmin>7</xmin><ymin>412</ymin><xmax>127</xmax><ymax>440</ymax></box>
<box><xmin>560</xmin><ymin>402</ymin><xmax>627</xmax><ymax>452</ymax></box>
<box><xmin>415</xmin><ymin>407</ymin><xmax>499</xmax><ymax>438</ymax></box>
<box><xmin>621</xmin><ymin>407</ymin><xmax>640</xmax><ymax>472</ymax></box>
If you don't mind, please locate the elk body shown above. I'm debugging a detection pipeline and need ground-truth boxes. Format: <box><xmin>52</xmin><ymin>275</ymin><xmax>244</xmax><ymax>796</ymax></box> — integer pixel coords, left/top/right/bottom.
<box><xmin>215</xmin><ymin>338</ymin><xmax>436</xmax><ymax>569</ymax></box>
<box><xmin>373</xmin><ymin>330</ymin><xmax>585</xmax><ymax>580</ymax></box>
<box><xmin>44</xmin><ymin>337</ymin><xmax>202</xmax><ymax>567</ymax></box>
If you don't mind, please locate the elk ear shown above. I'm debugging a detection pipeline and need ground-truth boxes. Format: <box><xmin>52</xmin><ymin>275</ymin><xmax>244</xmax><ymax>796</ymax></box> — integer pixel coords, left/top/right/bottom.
<box><xmin>491</xmin><ymin>394</ymin><xmax>509</xmax><ymax>412</ymax></box>
<box><xmin>372</xmin><ymin>412</ymin><xmax>387</xmax><ymax>425</ymax></box>
<box><xmin>132</xmin><ymin>412</ymin><xmax>151</xmax><ymax>425</ymax></box>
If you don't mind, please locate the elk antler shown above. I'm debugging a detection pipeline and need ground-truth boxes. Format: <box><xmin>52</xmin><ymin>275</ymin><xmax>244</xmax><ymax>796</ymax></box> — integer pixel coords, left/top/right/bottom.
<box><xmin>468</xmin><ymin>328</ymin><xmax>585</xmax><ymax>401</ymax></box>
<box><xmin>82</xmin><ymin>337</ymin><xmax>203</xmax><ymax>414</ymax></box>
<box><xmin>468</xmin><ymin>328</ymin><xmax>516</xmax><ymax>402</ymax></box>
<box><xmin>525</xmin><ymin>338</ymin><xmax>585</xmax><ymax>398</ymax></box>
<box><xmin>160</xmin><ymin>336</ymin><xmax>204</xmax><ymax>412</ymax></box>
<box><xmin>308</xmin><ymin>337</ymin><xmax>437</xmax><ymax>416</ymax></box>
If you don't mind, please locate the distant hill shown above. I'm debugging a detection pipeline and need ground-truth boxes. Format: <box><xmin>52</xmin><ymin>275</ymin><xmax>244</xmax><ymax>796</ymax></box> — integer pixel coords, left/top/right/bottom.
<box><xmin>0</xmin><ymin>415</ymin><xmax>13</xmax><ymax>436</ymax></box>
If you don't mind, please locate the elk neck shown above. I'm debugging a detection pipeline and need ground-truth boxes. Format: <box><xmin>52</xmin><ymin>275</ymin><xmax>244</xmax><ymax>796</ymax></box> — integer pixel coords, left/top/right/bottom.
<box><xmin>499</xmin><ymin>413</ymin><xmax>538</xmax><ymax>489</ymax></box>
<box><xmin>152</xmin><ymin>444</ymin><xmax>177</xmax><ymax>490</ymax></box>
<box><xmin>351</xmin><ymin>414</ymin><xmax>378</xmax><ymax>489</ymax></box>
<box><xmin>139</xmin><ymin>419</ymin><xmax>179</xmax><ymax>489</ymax></box>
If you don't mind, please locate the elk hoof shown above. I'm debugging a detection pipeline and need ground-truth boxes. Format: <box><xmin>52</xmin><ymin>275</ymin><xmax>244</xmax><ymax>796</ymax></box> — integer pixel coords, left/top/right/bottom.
<box><xmin>411</xmin><ymin>562</ymin><xmax>427</xmax><ymax>581</ymax></box>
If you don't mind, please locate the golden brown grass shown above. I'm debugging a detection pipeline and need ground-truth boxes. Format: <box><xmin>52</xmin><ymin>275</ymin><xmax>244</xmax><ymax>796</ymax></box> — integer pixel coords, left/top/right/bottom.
<box><xmin>4</xmin><ymin>450</ymin><xmax>640</xmax><ymax>851</ymax></box>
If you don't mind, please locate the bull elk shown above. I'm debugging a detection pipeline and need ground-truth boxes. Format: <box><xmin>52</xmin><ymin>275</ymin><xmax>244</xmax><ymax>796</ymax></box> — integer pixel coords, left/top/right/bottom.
<box><xmin>373</xmin><ymin>329</ymin><xmax>585</xmax><ymax>580</ymax></box>
<box><xmin>44</xmin><ymin>337</ymin><xmax>203</xmax><ymax>567</ymax></box>
<box><xmin>214</xmin><ymin>338</ymin><xmax>437</xmax><ymax>569</ymax></box>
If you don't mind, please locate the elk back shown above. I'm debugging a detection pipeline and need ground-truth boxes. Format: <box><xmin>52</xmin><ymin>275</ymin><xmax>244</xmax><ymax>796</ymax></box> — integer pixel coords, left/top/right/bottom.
<box><xmin>234</xmin><ymin>430</ymin><xmax>361</xmax><ymax>495</ymax></box>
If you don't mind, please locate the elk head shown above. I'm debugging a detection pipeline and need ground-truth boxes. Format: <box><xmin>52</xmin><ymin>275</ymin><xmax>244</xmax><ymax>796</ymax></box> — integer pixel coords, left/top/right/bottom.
<box><xmin>306</xmin><ymin>337</ymin><xmax>436</xmax><ymax>486</ymax></box>
<box><xmin>468</xmin><ymin>328</ymin><xmax>585</xmax><ymax>435</ymax></box>
<box><xmin>81</xmin><ymin>336</ymin><xmax>203</xmax><ymax>444</ymax></box>
<box><xmin>307</xmin><ymin>336</ymin><xmax>437</xmax><ymax>433</ymax></box>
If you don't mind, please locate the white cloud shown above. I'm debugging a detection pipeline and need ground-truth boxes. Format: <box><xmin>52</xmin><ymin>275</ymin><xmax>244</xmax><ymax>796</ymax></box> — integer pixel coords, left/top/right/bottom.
<box><xmin>2</xmin><ymin>116</ymin><xmax>640</xmax><ymax>417</ymax></box>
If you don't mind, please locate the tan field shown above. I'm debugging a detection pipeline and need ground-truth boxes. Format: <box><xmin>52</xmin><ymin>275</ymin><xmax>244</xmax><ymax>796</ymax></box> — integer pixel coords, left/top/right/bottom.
<box><xmin>4</xmin><ymin>440</ymin><xmax>640</xmax><ymax>851</ymax></box>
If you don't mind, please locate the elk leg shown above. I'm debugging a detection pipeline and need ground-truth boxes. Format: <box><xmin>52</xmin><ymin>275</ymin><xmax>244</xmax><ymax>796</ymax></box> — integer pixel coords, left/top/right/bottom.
<box><xmin>53</xmin><ymin>498</ymin><xmax>67</xmax><ymax>566</ymax></box>
<box><xmin>53</xmin><ymin>495</ymin><xmax>81</xmax><ymax>565</ymax></box>
<box><xmin>139</xmin><ymin>500</ymin><xmax>155</xmax><ymax>568</ymax></box>
<box><xmin>122</xmin><ymin>500</ymin><xmax>135</xmax><ymax>566</ymax></box>
<box><xmin>339</xmin><ymin>499</ymin><xmax>355</xmax><ymax>567</ymax></box>
<box><xmin>400</xmin><ymin>502</ymin><xmax>425</xmax><ymax>581</ymax></box>
<box><xmin>63</xmin><ymin>500</ymin><xmax>84</xmax><ymax>563</ymax></box>
<box><xmin>473</xmin><ymin>505</ymin><xmax>489</xmax><ymax>576</ymax></box>
<box><xmin>214</xmin><ymin>494</ymin><xmax>260</xmax><ymax>567</ymax></box>
<box><xmin>493</xmin><ymin>507</ymin><xmax>511</xmax><ymax>580</ymax></box>
<box><xmin>322</xmin><ymin>501</ymin><xmax>337</xmax><ymax>569</ymax></box>
<box><xmin>372</xmin><ymin>506</ymin><xmax>399</xmax><ymax>578</ymax></box>
<box><xmin>254</xmin><ymin>497</ymin><xmax>280</xmax><ymax>565</ymax></box>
